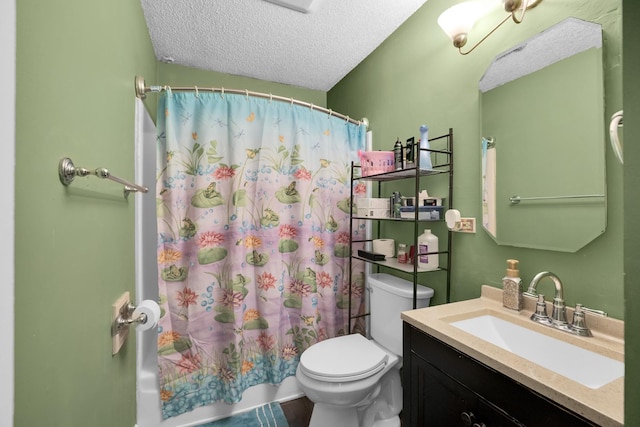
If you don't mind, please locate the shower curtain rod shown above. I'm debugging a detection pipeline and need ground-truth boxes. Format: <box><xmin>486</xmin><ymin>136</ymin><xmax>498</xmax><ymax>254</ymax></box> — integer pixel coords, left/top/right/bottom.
<box><xmin>134</xmin><ymin>76</ymin><xmax>368</xmax><ymax>129</ymax></box>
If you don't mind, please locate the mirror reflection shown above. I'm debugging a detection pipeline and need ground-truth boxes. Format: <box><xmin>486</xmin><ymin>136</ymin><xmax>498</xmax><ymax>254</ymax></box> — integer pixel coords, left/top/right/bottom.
<box><xmin>480</xmin><ymin>18</ymin><xmax>606</xmax><ymax>252</ymax></box>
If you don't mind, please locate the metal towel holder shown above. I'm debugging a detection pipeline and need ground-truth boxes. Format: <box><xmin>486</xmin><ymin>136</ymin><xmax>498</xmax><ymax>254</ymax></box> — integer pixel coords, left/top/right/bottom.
<box><xmin>509</xmin><ymin>194</ymin><xmax>605</xmax><ymax>204</ymax></box>
<box><xmin>58</xmin><ymin>157</ymin><xmax>148</xmax><ymax>199</ymax></box>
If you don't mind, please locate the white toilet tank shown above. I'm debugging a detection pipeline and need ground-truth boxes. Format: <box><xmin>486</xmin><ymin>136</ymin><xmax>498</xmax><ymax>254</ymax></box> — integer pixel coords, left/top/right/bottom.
<box><xmin>369</xmin><ymin>273</ymin><xmax>434</xmax><ymax>356</ymax></box>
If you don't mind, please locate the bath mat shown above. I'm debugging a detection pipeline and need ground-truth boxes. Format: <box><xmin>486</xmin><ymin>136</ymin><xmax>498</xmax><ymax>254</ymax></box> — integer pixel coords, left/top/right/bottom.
<box><xmin>197</xmin><ymin>402</ymin><xmax>289</xmax><ymax>427</ymax></box>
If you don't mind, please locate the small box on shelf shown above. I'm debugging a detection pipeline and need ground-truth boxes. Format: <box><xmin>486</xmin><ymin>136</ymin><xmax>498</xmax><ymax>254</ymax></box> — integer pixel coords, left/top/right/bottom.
<box><xmin>356</xmin><ymin>197</ymin><xmax>391</xmax><ymax>218</ymax></box>
<box><xmin>356</xmin><ymin>208</ymin><xmax>390</xmax><ymax>218</ymax></box>
<box><xmin>399</xmin><ymin>206</ymin><xmax>444</xmax><ymax>220</ymax></box>
<box><xmin>356</xmin><ymin>198</ymin><xmax>389</xmax><ymax>209</ymax></box>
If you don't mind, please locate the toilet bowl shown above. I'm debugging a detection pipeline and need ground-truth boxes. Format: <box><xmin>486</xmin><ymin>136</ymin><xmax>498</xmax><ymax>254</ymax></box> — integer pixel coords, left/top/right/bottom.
<box><xmin>296</xmin><ymin>334</ymin><xmax>401</xmax><ymax>427</ymax></box>
<box><xmin>295</xmin><ymin>273</ymin><xmax>434</xmax><ymax>427</ymax></box>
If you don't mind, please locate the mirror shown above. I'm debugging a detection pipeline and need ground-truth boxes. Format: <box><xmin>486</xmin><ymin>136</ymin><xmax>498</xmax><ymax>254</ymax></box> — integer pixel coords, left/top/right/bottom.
<box><xmin>480</xmin><ymin>18</ymin><xmax>606</xmax><ymax>252</ymax></box>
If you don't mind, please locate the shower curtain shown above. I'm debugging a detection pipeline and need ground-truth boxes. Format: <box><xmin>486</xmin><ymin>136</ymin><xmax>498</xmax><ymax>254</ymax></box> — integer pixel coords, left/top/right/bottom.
<box><xmin>155</xmin><ymin>90</ymin><xmax>367</xmax><ymax>419</ymax></box>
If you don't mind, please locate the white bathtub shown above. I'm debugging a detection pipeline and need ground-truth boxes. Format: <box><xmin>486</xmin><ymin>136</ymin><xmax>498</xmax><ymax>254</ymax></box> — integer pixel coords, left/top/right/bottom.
<box><xmin>133</xmin><ymin>100</ymin><xmax>303</xmax><ymax>427</ymax></box>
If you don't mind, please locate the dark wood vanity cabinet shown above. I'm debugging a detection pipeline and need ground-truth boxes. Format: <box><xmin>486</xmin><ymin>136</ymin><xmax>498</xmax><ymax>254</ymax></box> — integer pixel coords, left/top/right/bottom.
<box><xmin>402</xmin><ymin>323</ymin><xmax>598</xmax><ymax>427</ymax></box>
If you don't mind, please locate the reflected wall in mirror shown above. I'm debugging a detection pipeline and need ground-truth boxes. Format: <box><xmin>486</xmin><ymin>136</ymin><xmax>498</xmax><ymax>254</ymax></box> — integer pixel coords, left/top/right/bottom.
<box><xmin>480</xmin><ymin>18</ymin><xmax>606</xmax><ymax>252</ymax></box>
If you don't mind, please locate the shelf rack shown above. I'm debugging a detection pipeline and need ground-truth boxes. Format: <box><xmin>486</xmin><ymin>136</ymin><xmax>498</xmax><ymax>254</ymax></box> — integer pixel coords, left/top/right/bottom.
<box><xmin>348</xmin><ymin>128</ymin><xmax>454</xmax><ymax>332</ymax></box>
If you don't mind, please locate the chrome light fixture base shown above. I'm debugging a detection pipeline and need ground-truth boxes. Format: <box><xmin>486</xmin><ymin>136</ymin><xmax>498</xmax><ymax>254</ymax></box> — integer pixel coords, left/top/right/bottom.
<box><xmin>439</xmin><ymin>0</ymin><xmax>543</xmax><ymax>55</ymax></box>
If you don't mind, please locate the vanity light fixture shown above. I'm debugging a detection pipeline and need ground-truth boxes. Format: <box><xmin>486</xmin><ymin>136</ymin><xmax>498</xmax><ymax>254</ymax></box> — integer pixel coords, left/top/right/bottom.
<box><xmin>438</xmin><ymin>0</ymin><xmax>542</xmax><ymax>55</ymax></box>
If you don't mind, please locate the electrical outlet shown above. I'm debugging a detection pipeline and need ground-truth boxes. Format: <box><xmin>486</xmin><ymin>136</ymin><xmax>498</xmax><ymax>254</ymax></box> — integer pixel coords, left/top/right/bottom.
<box><xmin>459</xmin><ymin>217</ymin><xmax>476</xmax><ymax>233</ymax></box>
<box><xmin>112</xmin><ymin>292</ymin><xmax>131</xmax><ymax>355</ymax></box>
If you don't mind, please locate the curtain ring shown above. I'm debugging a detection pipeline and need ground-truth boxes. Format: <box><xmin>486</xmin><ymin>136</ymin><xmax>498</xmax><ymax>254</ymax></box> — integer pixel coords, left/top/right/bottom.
<box><xmin>194</xmin><ymin>86</ymin><xmax>199</xmax><ymax>98</ymax></box>
<box><xmin>328</xmin><ymin>109</ymin><xmax>333</xmax><ymax>118</ymax></box>
<box><xmin>310</xmin><ymin>103</ymin><xmax>314</xmax><ymax>111</ymax></box>
<box><xmin>269</xmin><ymin>93</ymin><xmax>273</xmax><ymax>102</ymax></box>
<box><xmin>220</xmin><ymin>87</ymin><xmax>225</xmax><ymax>99</ymax></box>
<box><xmin>245</xmin><ymin>89</ymin><xmax>249</xmax><ymax>100</ymax></box>
<box><xmin>290</xmin><ymin>97</ymin><xmax>294</xmax><ymax>106</ymax></box>
<box><xmin>345</xmin><ymin>115</ymin><xmax>349</xmax><ymax>125</ymax></box>
<box><xmin>165</xmin><ymin>85</ymin><xmax>172</xmax><ymax>96</ymax></box>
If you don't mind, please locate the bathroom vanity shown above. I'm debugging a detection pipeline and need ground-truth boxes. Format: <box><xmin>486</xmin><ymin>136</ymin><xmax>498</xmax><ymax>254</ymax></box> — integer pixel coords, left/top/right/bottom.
<box><xmin>401</xmin><ymin>286</ymin><xmax>624</xmax><ymax>426</ymax></box>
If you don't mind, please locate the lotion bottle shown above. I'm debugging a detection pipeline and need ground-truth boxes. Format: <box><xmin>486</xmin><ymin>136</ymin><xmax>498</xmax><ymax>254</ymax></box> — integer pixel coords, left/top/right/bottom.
<box><xmin>502</xmin><ymin>259</ymin><xmax>523</xmax><ymax>311</ymax></box>
<box><xmin>417</xmin><ymin>229</ymin><xmax>439</xmax><ymax>271</ymax></box>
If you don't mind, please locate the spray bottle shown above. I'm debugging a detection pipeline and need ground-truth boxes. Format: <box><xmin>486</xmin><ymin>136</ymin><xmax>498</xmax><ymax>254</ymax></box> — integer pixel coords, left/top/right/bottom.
<box><xmin>394</xmin><ymin>137</ymin><xmax>404</xmax><ymax>170</ymax></box>
<box><xmin>419</xmin><ymin>125</ymin><xmax>433</xmax><ymax>170</ymax></box>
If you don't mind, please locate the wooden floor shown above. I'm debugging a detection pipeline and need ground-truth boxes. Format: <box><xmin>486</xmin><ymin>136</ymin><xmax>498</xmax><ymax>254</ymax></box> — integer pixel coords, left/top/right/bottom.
<box><xmin>280</xmin><ymin>396</ymin><xmax>314</xmax><ymax>427</ymax></box>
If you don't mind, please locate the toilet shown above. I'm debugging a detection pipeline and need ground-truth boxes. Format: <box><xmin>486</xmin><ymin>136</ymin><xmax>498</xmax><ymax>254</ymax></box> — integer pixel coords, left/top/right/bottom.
<box><xmin>296</xmin><ymin>273</ymin><xmax>434</xmax><ymax>427</ymax></box>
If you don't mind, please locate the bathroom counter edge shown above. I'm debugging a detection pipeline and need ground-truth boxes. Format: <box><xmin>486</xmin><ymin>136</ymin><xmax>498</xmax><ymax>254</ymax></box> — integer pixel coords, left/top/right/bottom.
<box><xmin>401</xmin><ymin>285</ymin><xmax>624</xmax><ymax>427</ymax></box>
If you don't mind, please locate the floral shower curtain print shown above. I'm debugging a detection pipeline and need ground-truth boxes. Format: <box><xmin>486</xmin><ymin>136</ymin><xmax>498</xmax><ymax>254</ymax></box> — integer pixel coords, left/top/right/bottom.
<box><xmin>155</xmin><ymin>91</ymin><xmax>367</xmax><ymax>419</ymax></box>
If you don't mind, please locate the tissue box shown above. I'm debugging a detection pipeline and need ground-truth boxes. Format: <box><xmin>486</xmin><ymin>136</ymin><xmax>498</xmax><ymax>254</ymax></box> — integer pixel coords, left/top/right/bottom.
<box><xmin>422</xmin><ymin>197</ymin><xmax>444</xmax><ymax>207</ymax></box>
<box><xmin>356</xmin><ymin>198</ymin><xmax>390</xmax><ymax>218</ymax></box>
<box><xmin>403</xmin><ymin>196</ymin><xmax>445</xmax><ymax>207</ymax></box>
<box><xmin>356</xmin><ymin>198</ymin><xmax>390</xmax><ymax>210</ymax></box>
<box><xmin>399</xmin><ymin>206</ymin><xmax>444</xmax><ymax>220</ymax></box>
<box><xmin>357</xmin><ymin>208</ymin><xmax>390</xmax><ymax>218</ymax></box>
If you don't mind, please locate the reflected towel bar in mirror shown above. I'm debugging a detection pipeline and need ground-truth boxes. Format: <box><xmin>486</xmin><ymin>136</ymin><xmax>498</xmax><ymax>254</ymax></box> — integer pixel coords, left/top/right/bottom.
<box><xmin>58</xmin><ymin>157</ymin><xmax>148</xmax><ymax>199</ymax></box>
<box><xmin>510</xmin><ymin>194</ymin><xmax>605</xmax><ymax>204</ymax></box>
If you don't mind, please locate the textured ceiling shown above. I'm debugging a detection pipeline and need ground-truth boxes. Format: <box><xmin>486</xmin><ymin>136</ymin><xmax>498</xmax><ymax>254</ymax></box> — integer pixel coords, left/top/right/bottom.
<box><xmin>140</xmin><ymin>0</ymin><xmax>429</xmax><ymax>91</ymax></box>
<box><xmin>480</xmin><ymin>18</ymin><xmax>602</xmax><ymax>93</ymax></box>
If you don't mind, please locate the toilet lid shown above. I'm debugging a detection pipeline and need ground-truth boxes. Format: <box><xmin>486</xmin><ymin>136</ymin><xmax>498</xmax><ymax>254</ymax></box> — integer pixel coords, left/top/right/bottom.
<box><xmin>299</xmin><ymin>334</ymin><xmax>388</xmax><ymax>382</ymax></box>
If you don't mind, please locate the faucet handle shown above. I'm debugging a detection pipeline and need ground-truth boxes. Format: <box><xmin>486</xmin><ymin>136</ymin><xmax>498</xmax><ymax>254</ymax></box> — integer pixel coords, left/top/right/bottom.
<box><xmin>569</xmin><ymin>304</ymin><xmax>593</xmax><ymax>337</ymax></box>
<box><xmin>530</xmin><ymin>294</ymin><xmax>552</xmax><ymax>325</ymax></box>
<box><xmin>579</xmin><ymin>305</ymin><xmax>608</xmax><ymax>317</ymax></box>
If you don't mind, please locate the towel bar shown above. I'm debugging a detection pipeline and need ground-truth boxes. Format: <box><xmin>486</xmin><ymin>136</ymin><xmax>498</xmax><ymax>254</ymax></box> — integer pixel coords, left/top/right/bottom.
<box><xmin>58</xmin><ymin>157</ymin><xmax>148</xmax><ymax>199</ymax></box>
<box><xmin>510</xmin><ymin>194</ymin><xmax>605</xmax><ymax>204</ymax></box>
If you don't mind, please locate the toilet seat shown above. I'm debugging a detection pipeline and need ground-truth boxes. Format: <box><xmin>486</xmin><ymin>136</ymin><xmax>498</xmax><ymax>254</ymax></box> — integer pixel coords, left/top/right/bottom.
<box><xmin>299</xmin><ymin>334</ymin><xmax>388</xmax><ymax>383</ymax></box>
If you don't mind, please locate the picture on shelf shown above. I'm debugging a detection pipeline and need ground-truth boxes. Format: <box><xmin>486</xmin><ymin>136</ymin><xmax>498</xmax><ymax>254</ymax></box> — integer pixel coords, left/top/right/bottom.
<box><xmin>405</xmin><ymin>137</ymin><xmax>415</xmax><ymax>164</ymax></box>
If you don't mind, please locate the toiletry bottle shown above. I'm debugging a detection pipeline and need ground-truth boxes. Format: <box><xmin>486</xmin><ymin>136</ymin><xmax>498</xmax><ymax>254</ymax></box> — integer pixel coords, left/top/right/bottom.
<box><xmin>417</xmin><ymin>229</ymin><xmax>439</xmax><ymax>271</ymax></box>
<box><xmin>397</xmin><ymin>244</ymin><xmax>408</xmax><ymax>263</ymax></box>
<box><xmin>419</xmin><ymin>125</ymin><xmax>432</xmax><ymax>170</ymax></box>
<box><xmin>394</xmin><ymin>137</ymin><xmax>404</xmax><ymax>170</ymax></box>
<box><xmin>393</xmin><ymin>191</ymin><xmax>402</xmax><ymax>218</ymax></box>
<box><xmin>502</xmin><ymin>259</ymin><xmax>523</xmax><ymax>311</ymax></box>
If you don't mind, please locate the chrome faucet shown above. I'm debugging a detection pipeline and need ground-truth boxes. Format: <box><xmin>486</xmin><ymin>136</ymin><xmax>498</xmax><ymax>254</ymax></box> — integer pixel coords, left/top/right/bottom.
<box><xmin>524</xmin><ymin>271</ymin><xmax>601</xmax><ymax>337</ymax></box>
<box><xmin>524</xmin><ymin>271</ymin><xmax>569</xmax><ymax>330</ymax></box>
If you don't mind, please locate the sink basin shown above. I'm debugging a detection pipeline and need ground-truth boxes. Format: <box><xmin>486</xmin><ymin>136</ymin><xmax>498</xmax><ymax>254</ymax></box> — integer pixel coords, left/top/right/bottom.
<box><xmin>450</xmin><ymin>314</ymin><xmax>624</xmax><ymax>389</ymax></box>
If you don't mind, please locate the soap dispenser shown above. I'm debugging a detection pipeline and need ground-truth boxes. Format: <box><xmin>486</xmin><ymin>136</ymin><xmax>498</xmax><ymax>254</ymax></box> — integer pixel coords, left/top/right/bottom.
<box><xmin>502</xmin><ymin>259</ymin><xmax>523</xmax><ymax>311</ymax></box>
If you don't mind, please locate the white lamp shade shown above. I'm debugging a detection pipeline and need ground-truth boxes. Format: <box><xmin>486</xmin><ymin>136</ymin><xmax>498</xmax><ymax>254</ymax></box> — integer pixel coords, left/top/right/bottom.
<box><xmin>437</xmin><ymin>1</ymin><xmax>485</xmax><ymax>40</ymax></box>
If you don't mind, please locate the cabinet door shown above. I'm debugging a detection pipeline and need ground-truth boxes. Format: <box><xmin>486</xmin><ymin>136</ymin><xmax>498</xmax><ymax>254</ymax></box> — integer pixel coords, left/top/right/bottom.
<box><xmin>478</xmin><ymin>399</ymin><xmax>525</xmax><ymax>427</ymax></box>
<box><xmin>409</xmin><ymin>353</ymin><xmax>477</xmax><ymax>426</ymax></box>
<box><xmin>410</xmin><ymin>354</ymin><xmax>525</xmax><ymax>427</ymax></box>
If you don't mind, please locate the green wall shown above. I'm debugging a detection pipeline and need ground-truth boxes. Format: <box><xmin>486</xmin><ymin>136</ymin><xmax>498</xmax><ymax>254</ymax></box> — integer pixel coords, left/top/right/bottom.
<box><xmin>14</xmin><ymin>0</ymin><xmax>636</xmax><ymax>425</ymax></box>
<box><xmin>623</xmin><ymin>0</ymin><xmax>640</xmax><ymax>423</ymax></box>
<box><xmin>328</xmin><ymin>0</ymin><xmax>624</xmax><ymax>318</ymax></box>
<box><xmin>14</xmin><ymin>0</ymin><xmax>157</xmax><ymax>425</ymax></box>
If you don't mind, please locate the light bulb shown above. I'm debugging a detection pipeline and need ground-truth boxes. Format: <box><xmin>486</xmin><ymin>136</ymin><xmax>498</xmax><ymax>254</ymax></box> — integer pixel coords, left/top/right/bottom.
<box><xmin>438</xmin><ymin>1</ymin><xmax>486</xmax><ymax>46</ymax></box>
